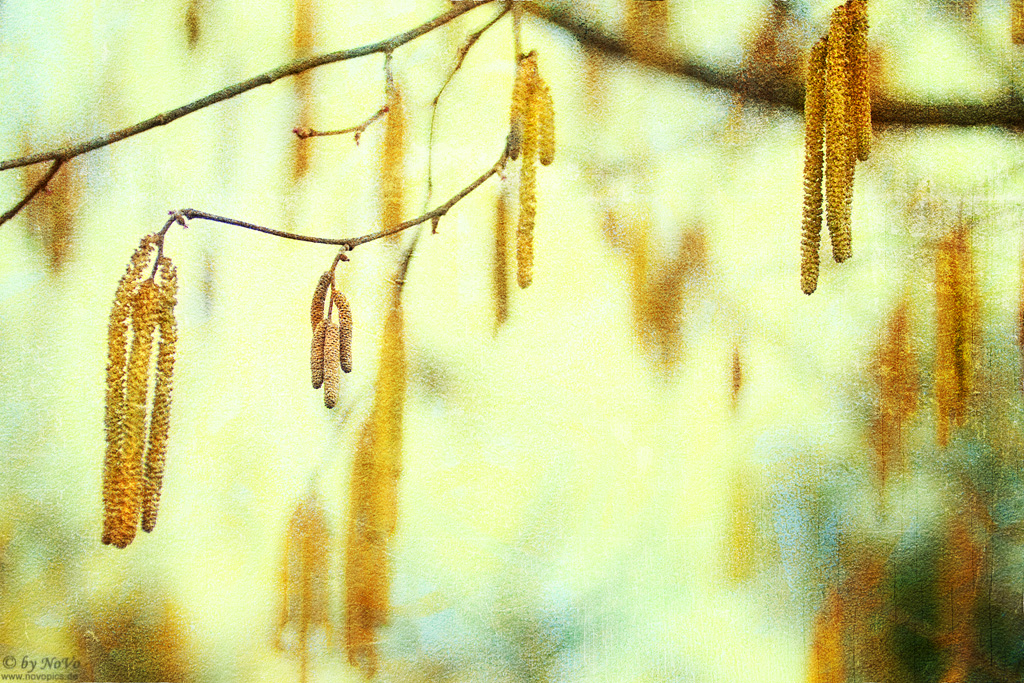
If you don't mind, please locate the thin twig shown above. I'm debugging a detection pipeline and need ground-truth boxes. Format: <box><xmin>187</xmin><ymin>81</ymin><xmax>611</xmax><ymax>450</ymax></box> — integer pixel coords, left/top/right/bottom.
<box><xmin>171</xmin><ymin>150</ymin><xmax>507</xmax><ymax>250</ymax></box>
<box><xmin>0</xmin><ymin>0</ymin><xmax>495</xmax><ymax>173</ymax></box>
<box><xmin>524</xmin><ymin>1</ymin><xmax>1024</xmax><ymax>127</ymax></box>
<box><xmin>293</xmin><ymin>105</ymin><xmax>388</xmax><ymax>144</ymax></box>
<box><xmin>0</xmin><ymin>159</ymin><xmax>63</xmax><ymax>228</ymax></box>
<box><xmin>426</xmin><ymin>2</ymin><xmax>510</xmax><ymax>207</ymax></box>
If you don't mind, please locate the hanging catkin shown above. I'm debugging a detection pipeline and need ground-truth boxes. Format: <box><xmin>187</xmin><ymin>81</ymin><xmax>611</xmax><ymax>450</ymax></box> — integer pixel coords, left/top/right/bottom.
<box><xmin>801</xmin><ymin>38</ymin><xmax>827</xmax><ymax>295</ymax></box>
<box><xmin>334</xmin><ymin>289</ymin><xmax>353</xmax><ymax>374</ymax></box>
<box><xmin>380</xmin><ymin>81</ymin><xmax>406</xmax><ymax>242</ymax></box>
<box><xmin>515</xmin><ymin>53</ymin><xmax>540</xmax><ymax>289</ymax></box>
<box><xmin>310</xmin><ymin>270</ymin><xmax>331</xmax><ymax>331</ymax></box>
<box><xmin>107</xmin><ymin>279</ymin><xmax>159</xmax><ymax>548</ymax></box>
<box><xmin>537</xmin><ymin>79</ymin><xmax>555</xmax><ymax>166</ymax></box>
<box><xmin>323</xmin><ymin>322</ymin><xmax>341</xmax><ymax>409</ymax></box>
<box><xmin>847</xmin><ymin>0</ymin><xmax>871</xmax><ymax>161</ymax></box>
<box><xmin>103</xmin><ymin>236</ymin><xmax>156</xmax><ymax>546</ymax></box>
<box><xmin>310</xmin><ymin>319</ymin><xmax>326</xmax><ymax>390</ymax></box>
<box><xmin>141</xmin><ymin>257</ymin><xmax>178</xmax><ymax>533</ymax></box>
<box><xmin>824</xmin><ymin>3</ymin><xmax>854</xmax><ymax>263</ymax></box>
<box><xmin>103</xmin><ymin>236</ymin><xmax>179</xmax><ymax>547</ymax></box>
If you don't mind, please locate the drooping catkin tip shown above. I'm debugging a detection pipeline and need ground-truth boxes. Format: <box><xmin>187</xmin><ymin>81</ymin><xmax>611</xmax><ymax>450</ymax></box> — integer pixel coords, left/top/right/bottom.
<box><xmin>334</xmin><ymin>290</ymin><xmax>353</xmax><ymax>374</ymax></box>
<box><xmin>323</xmin><ymin>322</ymin><xmax>341</xmax><ymax>409</ymax></box>
<box><xmin>311</xmin><ymin>319</ymin><xmax>326</xmax><ymax>390</ymax></box>
<box><xmin>311</xmin><ymin>271</ymin><xmax>331</xmax><ymax>331</ymax></box>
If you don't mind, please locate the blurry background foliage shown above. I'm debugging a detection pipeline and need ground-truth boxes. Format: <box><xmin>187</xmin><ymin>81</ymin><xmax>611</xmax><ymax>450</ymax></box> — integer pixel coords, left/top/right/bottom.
<box><xmin>2</xmin><ymin>0</ymin><xmax>1024</xmax><ymax>681</ymax></box>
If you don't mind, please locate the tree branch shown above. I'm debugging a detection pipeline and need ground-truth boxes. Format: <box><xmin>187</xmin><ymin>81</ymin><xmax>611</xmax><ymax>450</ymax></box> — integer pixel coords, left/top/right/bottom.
<box><xmin>0</xmin><ymin>0</ymin><xmax>496</xmax><ymax>173</ymax></box>
<box><xmin>525</xmin><ymin>1</ymin><xmax>1024</xmax><ymax>128</ymax></box>
<box><xmin>171</xmin><ymin>150</ymin><xmax>507</xmax><ymax>250</ymax></box>
<box><xmin>0</xmin><ymin>160</ymin><xmax>63</xmax><ymax>226</ymax></box>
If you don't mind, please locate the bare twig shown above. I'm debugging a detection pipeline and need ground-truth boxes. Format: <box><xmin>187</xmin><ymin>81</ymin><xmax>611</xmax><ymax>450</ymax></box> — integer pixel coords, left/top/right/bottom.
<box><xmin>0</xmin><ymin>0</ymin><xmax>494</xmax><ymax>174</ymax></box>
<box><xmin>525</xmin><ymin>1</ymin><xmax>1024</xmax><ymax>127</ymax></box>
<box><xmin>0</xmin><ymin>160</ymin><xmax>63</xmax><ymax>228</ymax></box>
<box><xmin>293</xmin><ymin>105</ymin><xmax>389</xmax><ymax>144</ymax></box>
<box><xmin>170</xmin><ymin>150</ymin><xmax>507</xmax><ymax>250</ymax></box>
<box><xmin>426</xmin><ymin>2</ymin><xmax>510</xmax><ymax>206</ymax></box>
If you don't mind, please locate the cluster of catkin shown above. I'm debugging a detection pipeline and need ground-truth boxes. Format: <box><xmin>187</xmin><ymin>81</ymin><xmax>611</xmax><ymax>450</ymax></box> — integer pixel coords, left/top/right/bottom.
<box><xmin>310</xmin><ymin>271</ymin><xmax>353</xmax><ymax>409</ymax></box>
<box><xmin>800</xmin><ymin>0</ymin><xmax>870</xmax><ymax>295</ymax></box>
<box><xmin>509</xmin><ymin>51</ymin><xmax>555</xmax><ymax>289</ymax></box>
<box><xmin>102</xmin><ymin>234</ymin><xmax>178</xmax><ymax>548</ymax></box>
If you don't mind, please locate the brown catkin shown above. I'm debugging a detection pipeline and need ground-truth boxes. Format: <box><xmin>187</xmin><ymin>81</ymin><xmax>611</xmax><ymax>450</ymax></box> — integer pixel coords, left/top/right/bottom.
<box><xmin>108</xmin><ymin>278</ymin><xmax>159</xmax><ymax>548</ymax></box>
<box><xmin>537</xmin><ymin>78</ymin><xmax>555</xmax><ymax>166</ymax></box>
<box><xmin>334</xmin><ymin>289</ymin><xmax>353</xmax><ymax>374</ymax></box>
<box><xmin>311</xmin><ymin>319</ymin><xmax>326</xmax><ymax>390</ymax></box>
<box><xmin>141</xmin><ymin>257</ymin><xmax>178</xmax><ymax>533</ymax></box>
<box><xmin>801</xmin><ymin>38</ymin><xmax>828</xmax><ymax>295</ymax></box>
<box><xmin>323</xmin><ymin>322</ymin><xmax>341</xmax><ymax>409</ymax></box>
<box><xmin>103</xmin><ymin>236</ymin><xmax>156</xmax><ymax>545</ymax></box>
<box><xmin>1013</xmin><ymin>0</ymin><xmax>1024</xmax><ymax>44</ymax></box>
<box><xmin>847</xmin><ymin>0</ymin><xmax>871</xmax><ymax>162</ymax></box>
<box><xmin>825</xmin><ymin>3</ymin><xmax>854</xmax><ymax>263</ymax></box>
<box><xmin>310</xmin><ymin>271</ymin><xmax>331</xmax><ymax>332</ymax></box>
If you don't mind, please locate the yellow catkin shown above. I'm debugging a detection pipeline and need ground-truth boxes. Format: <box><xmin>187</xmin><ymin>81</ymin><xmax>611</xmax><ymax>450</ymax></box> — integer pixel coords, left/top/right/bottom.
<box><xmin>334</xmin><ymin>289</ymin><xmax>353</xmax><ymax>374</ymax></box>
<box><xmin>847</xmin><ymin>0</ymin><xmax>871</xmax><ymax>162</ymax></box>
<box><xmin>310</xmin><ymin>271</ymin><xmax>331</xmax><ymax>332</ymax></box>
<box><xmin>141</xmin><ymin>257</ymin><xmax>178</xmax><ymax>533</ymax></box>
<box><xmin>509</xmin><ymin>52</ymin><xmax>537</xmax><ymax>161</ymax></box>
<box><xmin>516</xmin><ymin>55</ymin><xmax>539</xmax><ymax>290</ymax></box>
<box><xmin>801</xmin><ymin>38</ymin><xmax>828</xmax><ymax>295</ymax></box>
<box><xmin>380</xmin><ymin>82</ymin><xmax>406</xmax><ymax>242</ymax></box>
<box><xmin>935</xmin><ymin>226</ymin><xmax>977</xmax><ymax>447</ymax></box>
<box><xmin>1013</xmin><ymin>0</ymin><xmax>1024</xmax><ymax>44</ymax></box>
<box><xmin>345</xmin><ymin>288</ymin><xmax>406</xmax><ymax>676</ymax></box>
<box><xmin>493</xmin><ymin>188</ymin><xmax>510</xmax><ymax>331</ymax></box>
<box><xmin>311</xmin><ymin>319</ymin><xmax>326</xmax><ymax>390</ymax></box>
<box><xmin>537</xmin><ymin>77</ymin><xmax>555</xmax><ymax>166</ymax></box>
<box><xmin>107</xmin><ymin>278</ymin><xmax>158</xmax><ymax>549</ymax></box>
<box><xmin>103</xmin><ymin>236</ymin><xmax>156</xmax><ymax>546</ymax></box>
<box><xmin>825</xmin><ymin>3</ymin><xmax>854</xmax><ymax>263</ymax></box>
<box><xmin>323</xmin><ymin>322</ymin><xmax>341</xmax><ymax>409</ymax></box>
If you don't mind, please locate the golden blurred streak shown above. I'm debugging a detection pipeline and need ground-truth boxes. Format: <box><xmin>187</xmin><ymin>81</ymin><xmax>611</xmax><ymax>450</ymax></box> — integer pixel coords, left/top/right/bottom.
<box><xmin>345</xmin><ymin>287</ymin><xmax>406</xmax><ymax>676</ymax></box>
<box><xmin>871</xmin><ymin>297</ymin><xmax>917</xmax><ymax>488</ymax></box>
<box><xmin>277</xmin><ymin>490</ymin><xmax>332</xmax><ymax>683</ymax></box>
<box><xmin>935</xmin><ymin>224</ymin><xmax>977</xmax><ymax>447</ymax></box>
